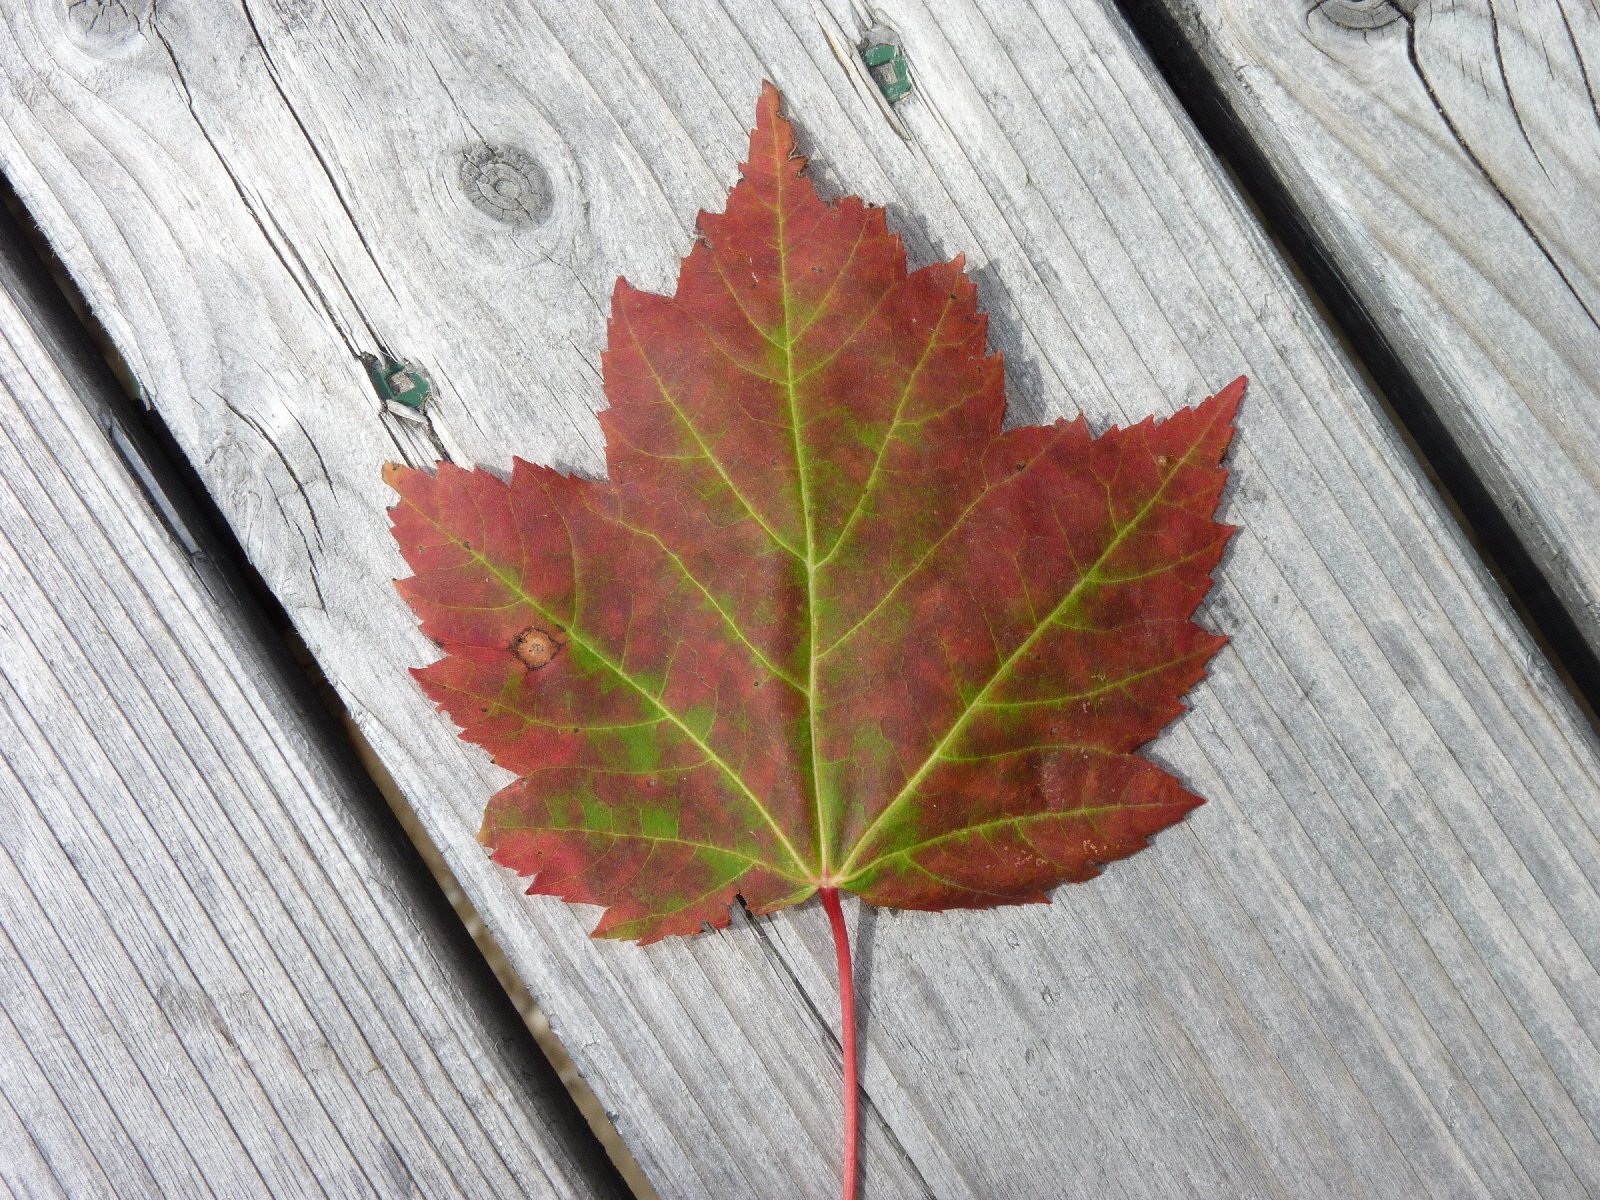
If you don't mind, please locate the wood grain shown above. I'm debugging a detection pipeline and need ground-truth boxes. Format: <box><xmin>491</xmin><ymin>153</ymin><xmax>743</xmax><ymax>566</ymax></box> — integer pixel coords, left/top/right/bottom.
<box><xmin>0</xmin><ymin>214</ymin><xmax>622</xmax><ymax>1196</ymax></box>
<box><xmin>3</xmin><ymin>0</ymin><xmax>1599</xmax><ymax>1195</ymax></box>
<box><xmin>1130</xmin><ymin>0</ymin><xmax>1600</xmax><ymax>658</ymax></box>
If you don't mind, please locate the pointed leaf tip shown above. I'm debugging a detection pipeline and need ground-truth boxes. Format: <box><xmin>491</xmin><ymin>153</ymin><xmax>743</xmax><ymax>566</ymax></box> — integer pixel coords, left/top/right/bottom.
<box><xmin>1210</xmin><ymin>374</ymin><xmax>1248</xmax><ymax>413</ymax></box>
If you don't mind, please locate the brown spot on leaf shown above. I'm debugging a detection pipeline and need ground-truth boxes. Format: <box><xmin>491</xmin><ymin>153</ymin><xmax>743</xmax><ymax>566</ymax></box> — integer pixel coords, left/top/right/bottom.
<box><xmin>511</xmin><ymin>625</ymin><xmax>563</xmax><ymax>669</ymax></box>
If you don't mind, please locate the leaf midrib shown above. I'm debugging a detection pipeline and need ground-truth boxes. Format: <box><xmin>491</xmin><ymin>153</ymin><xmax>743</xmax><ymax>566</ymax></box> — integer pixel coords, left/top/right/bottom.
<box><xmin>769</xmin><ymin>138</ymin><xmax>832</xmax><ymax>883</ymax></box>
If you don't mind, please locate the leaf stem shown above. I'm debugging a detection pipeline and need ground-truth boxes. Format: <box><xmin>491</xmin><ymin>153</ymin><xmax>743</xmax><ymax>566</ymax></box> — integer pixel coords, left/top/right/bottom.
<box><xmin>820</xmin><ymin>887</ymin><xmax>859</xmax><ymax>1200</ymax></box>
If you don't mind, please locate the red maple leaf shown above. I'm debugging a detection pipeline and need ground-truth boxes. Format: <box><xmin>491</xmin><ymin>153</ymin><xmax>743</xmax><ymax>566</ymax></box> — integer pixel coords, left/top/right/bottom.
<box><xmin>387</xmin><ymin>83</ymin><xmax>1241</xmax><ymax>1196</ymax></box>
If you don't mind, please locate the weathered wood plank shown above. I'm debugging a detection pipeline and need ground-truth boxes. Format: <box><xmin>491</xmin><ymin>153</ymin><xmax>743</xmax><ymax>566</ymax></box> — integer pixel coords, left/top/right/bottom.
<box><xmin>1126</xmin><ymin>0</ymin><xmax>1600</xmax><ymax>663</ymax></box>
<box><xmin>3</xmin><ymin>0</ymin><xmax>1600</xmax><ymax>1195</ymax></box>
<box><xmin>0</xmin><ymin>211</ymin><xmax>623</xmax><ymax>1196</ymax></box>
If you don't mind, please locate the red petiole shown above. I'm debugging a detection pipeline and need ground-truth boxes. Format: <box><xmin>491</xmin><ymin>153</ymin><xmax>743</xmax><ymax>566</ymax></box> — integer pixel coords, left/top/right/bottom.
<box><xmin>819</xmin><ymin>888</ymin><xmax>859</xmax><ymax>1200</ymax></box>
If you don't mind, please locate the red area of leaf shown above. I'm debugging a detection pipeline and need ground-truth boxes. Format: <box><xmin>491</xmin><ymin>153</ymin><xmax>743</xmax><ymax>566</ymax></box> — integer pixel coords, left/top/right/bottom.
<box><xmin>387</xmin><ymin>83</ymin><xmax>1242</xmax><ymax>946</ymax></box>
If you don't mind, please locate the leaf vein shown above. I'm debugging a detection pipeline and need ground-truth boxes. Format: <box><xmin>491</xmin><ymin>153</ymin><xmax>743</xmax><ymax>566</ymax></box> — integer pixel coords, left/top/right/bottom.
<box><xmin>399</xmin><ymin>492</ymin><xmax>810</xmax><ymax>879</ymax></box>
<box><xmin>621</xmin><ymin>301</ymin><xmax>805</xmax><ymax>561</ymax></box>
<box><xmin>837</xmin><ymin>404</ymin><xmax>1230</xmax><ymax>878</ymax></box>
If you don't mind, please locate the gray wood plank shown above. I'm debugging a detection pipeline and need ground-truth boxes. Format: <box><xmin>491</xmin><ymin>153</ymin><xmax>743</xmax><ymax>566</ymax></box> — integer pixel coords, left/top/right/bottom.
<box><xmin>1127</xmin><ymin>0</ymin><xmax>1600</xmax><ymax>661</ymax></box>
<box><xmin>3</xmin><ymin>0</ymin><xmax>1600</xmax><ymax>1195</ymax></box>
<box><xmin>0</xmin><ymin>211</ymin><xmax>623</xmax><ymax>1195</ymax></box>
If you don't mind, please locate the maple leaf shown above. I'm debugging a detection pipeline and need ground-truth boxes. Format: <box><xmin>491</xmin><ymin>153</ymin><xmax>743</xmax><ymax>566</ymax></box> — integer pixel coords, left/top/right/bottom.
<box><xmin>388</xmin><ymin>80</ymin><xmax>1241</xmax><ymax>943</ymax></box>
<box><xmin>388</xmin><ymin>82</ymin><xmax>1240</xmax><ymax>1196</ymax></box>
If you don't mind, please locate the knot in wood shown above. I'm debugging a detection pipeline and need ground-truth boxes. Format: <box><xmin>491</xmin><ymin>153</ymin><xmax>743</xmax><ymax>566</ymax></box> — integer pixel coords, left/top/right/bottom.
<box><xmin>1312</xmin><ymin>0</ymin><xmax>1407</xmax><ymax>31</ymax></box>
<box><xmin>66</xmin><ymin>0</ymin><xmax>151</xmax><ymax>48</ymax></box>
<box><xmin>459</xmin><ymin>144</ymin><xmax>554</xmax><ymax>226</ymax></box>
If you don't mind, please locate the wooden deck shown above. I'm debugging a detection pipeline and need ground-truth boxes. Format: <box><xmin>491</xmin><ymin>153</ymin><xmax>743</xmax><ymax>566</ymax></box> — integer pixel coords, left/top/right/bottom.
<box><xmin>1</xmin><ymin>2</ymin><xmax>1597</xmax><ymax>1196</ymax></box>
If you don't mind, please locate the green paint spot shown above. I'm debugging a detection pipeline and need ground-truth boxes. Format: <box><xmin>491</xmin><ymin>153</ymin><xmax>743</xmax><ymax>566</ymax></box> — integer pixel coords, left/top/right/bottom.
<box><xmin>362</xmin><ymin>352</ymin><xmax>432</xmax><ymax>411</ymax></box>
<box><xmin>861</xmin><ymin>36</ymin><xmax>910</xmax><ymax>104</ymax></box>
